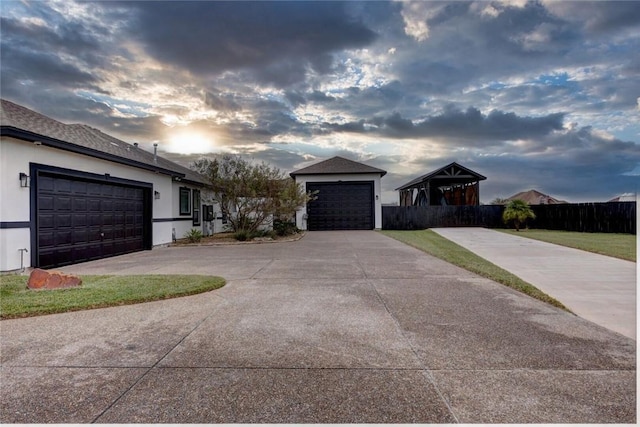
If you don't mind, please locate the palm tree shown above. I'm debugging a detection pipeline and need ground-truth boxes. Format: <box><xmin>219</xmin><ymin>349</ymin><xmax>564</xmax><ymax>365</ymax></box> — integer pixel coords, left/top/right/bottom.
<box><xmin>502</xmin><ymin>199</ymin><xmax>535</xmax><ymax>231</ymax></box>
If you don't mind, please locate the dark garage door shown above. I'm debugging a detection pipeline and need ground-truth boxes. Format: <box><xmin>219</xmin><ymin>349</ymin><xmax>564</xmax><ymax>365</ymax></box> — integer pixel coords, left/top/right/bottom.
<box><xmin>35</xmin><ymin>171</ymin><xmax>151</xmax><ymax>269</ymax></box>
<box><xmin>306</xmin><ymin>181</ymin><xmax>374</xmax><ymax>231</ymax></box>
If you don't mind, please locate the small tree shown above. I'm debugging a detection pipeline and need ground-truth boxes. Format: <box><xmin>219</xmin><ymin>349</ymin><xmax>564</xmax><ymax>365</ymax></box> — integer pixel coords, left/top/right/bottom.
<box><xmin>191</xmin><ymin>155</ymin><xmax>311</xmax><ymax>234</ymax></box>
<box><xmin>502</xmin><ymin>199</ymin><xmax>535</xmax><ymax>231</ymax></box>
<box><xmin>490</xmin><ymin>197</ymin><xmax>508</xmax><ymax>205</ymax></box>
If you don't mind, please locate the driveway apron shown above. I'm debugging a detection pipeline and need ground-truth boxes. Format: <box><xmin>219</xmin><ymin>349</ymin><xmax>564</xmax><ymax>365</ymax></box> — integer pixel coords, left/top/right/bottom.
<box><xmin>0</xmin><ymin>231</ymin><xmax>635</xmax><ymax>423</ymax></box>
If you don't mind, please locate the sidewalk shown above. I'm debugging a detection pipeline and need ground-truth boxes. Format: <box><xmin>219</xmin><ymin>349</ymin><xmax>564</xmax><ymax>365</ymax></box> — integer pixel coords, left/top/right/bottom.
<box><xmin>432</xmin><ymin>228</ymin><xmax>637</xmax><ymax>340</ymax></box>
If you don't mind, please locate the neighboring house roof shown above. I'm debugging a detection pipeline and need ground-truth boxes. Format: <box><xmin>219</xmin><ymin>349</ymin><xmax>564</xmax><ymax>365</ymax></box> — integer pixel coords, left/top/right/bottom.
<box><xmin>607</xmin><ymin>193</ymin><xmax>636</xmax><ymax>202</ymax></box>
<box><xmin>506</xmin><ymin>189</ymin><xmax>567</xmax><ymax>205</ymax></box>
<box><xmin>396</xmin><ymin>162</ymin><xmax>486</xmax><ymax>191</ymax></box>
<box><xmin>0</xmin><ymin>99</ymin><xmax>206</xmax><ymax>185</ymax></box>
<box><xmin>290</xmin><ymin>156</ymin><xmax>387</xmax><ymax>177</ymax></box>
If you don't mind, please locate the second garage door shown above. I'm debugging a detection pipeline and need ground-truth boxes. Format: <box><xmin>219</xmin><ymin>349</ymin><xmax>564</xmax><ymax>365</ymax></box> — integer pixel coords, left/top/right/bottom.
<box><xmin>306</xmin><ymin>181</ymin><xmax>374</xmax><ymax>231</ymax></box>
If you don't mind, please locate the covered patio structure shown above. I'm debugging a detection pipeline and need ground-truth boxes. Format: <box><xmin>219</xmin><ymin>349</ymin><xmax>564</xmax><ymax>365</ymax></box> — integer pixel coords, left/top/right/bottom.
<box><xmin>396</xmin><ymin>162</ymin><xmax>486</xmax><ymax>206</ymax></box>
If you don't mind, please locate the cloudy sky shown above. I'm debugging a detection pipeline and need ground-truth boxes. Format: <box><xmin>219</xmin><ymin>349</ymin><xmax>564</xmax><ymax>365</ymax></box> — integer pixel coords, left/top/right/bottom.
<box><xmin>1</xmin><ymin>0</ymin><xmax>638</xmax><ymax>203</ymax></box>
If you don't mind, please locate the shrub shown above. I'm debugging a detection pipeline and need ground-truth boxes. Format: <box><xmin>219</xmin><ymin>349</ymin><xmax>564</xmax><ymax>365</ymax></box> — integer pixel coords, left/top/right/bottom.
<box><xmin>184</xmin><ymin>228</ymin><xmax>203</xmax><ymax>243</ymax></box>
<box><xmin>234</xmin><ymin>228</ymin><xmax>278</xmax><ymax>241</ymax></box>
<box><xmin>234</xmin><ymin>230</ymin><xmax>250</xmax><ymax>241</ymax></box>
<box><xmin>273</xmin><ymin>220</ymin><xmax>299</xmax><ymax>236</ymax></box>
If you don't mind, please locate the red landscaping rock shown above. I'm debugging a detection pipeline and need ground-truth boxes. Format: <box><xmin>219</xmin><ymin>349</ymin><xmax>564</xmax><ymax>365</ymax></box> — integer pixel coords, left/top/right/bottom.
<box><xmin>27</xmin><ymin>268</ymin><xmax>82</xmax><ymax>290</ymax></box>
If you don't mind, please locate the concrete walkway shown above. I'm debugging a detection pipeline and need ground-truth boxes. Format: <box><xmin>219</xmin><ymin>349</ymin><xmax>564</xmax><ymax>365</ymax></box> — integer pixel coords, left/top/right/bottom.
<box><xmin>1</xmin><ymin>231</ymin><xmax>635</xmax><ymax>423</ymax></box>
<box><xmin>432</xmin><ymin>227</ymin><xmax>637</xmax><ymax>340</ymax></box>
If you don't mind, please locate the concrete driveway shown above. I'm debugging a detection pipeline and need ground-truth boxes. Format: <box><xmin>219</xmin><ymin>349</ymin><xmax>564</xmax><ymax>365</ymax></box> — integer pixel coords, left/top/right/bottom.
<box><xmin>0</xmin><ymin>231</ymin><xmax>635</xmax><ymax>423</ymax></box>
<box><xmin>432</xmin><ymin>227</ymin><xmax>637</xmax><ymax>340</ymax></box>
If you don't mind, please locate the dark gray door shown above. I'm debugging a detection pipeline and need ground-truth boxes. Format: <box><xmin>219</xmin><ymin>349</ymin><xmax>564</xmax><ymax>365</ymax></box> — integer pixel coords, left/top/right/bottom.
<box><xmin>36</xmin><ymin>173</ymin><xmax>148</xmax><ymax>268</ymax></box>
<box><xmin>306</xmin><ymin>181</ymin><xmax>374</xmax><ymax>231</ymax></box>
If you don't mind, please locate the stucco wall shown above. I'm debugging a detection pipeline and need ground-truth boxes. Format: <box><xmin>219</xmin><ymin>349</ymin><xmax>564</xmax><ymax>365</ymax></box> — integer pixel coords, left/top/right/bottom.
<box><xmin>293</xmin><ymin>173</ymin><xmax>383</xmax><ymax>230</ymax></box>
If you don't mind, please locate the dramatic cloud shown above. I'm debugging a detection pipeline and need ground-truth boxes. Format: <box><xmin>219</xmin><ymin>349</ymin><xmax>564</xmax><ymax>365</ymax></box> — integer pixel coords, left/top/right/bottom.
<box><xmin>1</xmin><ymin>0</ymin><xmax>638</xmax><ymax>203</ymax></box>
<box><xmin>123</xmin><ymin>1</ymin><xmax>377</xmax><ymax>85</ymax></box>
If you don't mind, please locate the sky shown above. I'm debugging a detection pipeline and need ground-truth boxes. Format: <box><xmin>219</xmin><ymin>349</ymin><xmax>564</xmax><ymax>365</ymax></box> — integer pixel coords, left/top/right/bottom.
<box><xmin>1</xmin><ymin>0</ymin><xmax>639</xmax><ymax>204</ymax></box>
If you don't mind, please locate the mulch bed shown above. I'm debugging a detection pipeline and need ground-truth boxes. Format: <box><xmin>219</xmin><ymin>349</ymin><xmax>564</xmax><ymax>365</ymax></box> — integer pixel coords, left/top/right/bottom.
<box><xmin>171</xmin><ymin>232</ymin><xmax>305</xmax><ymax>246</ymax></box>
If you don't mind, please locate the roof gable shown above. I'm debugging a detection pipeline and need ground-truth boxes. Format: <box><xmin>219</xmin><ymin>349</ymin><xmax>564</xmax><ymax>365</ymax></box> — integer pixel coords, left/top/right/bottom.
<box><xmin>290</xmin><ymin>156</ymin><xmax>387</xmax><ymax>177</ymax></box>
<box><xmin>396</xmin><ymin>162</ymin><xmax>486</xmax><ymax>190</ymax></box>
<box><xmin>1</xmin><ymin>99</ymin><xmax>206</xmax><ymax>185</ymax></box>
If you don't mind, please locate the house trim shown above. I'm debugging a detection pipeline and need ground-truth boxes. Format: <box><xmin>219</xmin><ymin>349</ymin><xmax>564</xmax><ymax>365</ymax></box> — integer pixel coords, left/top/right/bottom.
<box><xmin>153</xmin><ymin>217</ymin><xmax>195</xmax><ymax>223</ymax></box>
<box><xmin>0</xmin><ymin>221</ymin><xmax>31</xmax><ymax>229</ymax></box>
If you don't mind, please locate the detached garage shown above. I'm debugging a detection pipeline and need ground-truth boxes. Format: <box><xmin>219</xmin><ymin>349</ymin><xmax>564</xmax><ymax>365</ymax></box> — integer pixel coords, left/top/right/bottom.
<box><xmin>290</xmin><ymin>157</ymin><xmax>386</xmax><ymax>231</ymax></box>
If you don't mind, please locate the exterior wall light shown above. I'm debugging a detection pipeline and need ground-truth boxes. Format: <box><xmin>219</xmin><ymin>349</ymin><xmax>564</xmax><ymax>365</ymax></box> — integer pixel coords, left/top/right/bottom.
<box><xmin>154</xmin><ymin>190</ymin><xmax>161</xmax><ymax>200</ymax></box>
<box><xmin>19</xmin><ymin>172</ymin><xmax>29</xmax><ymax>188</ymax></box>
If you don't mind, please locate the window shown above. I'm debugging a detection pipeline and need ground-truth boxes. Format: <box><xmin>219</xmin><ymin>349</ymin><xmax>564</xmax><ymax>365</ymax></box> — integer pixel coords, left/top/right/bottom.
<box><xmin>192</xmin><ymin>189</ymin><xmax>201</xmax><ymax>226</ymax></box>
<box><xmin>179</xmin><ymin>187</ymin><xmax>191</xmax><ymax>215</ymax></box>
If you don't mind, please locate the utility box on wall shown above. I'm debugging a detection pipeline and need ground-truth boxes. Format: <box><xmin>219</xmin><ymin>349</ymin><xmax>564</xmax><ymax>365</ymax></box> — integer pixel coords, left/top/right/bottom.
<box><xmin>204</xmin><ymin>205</ymin><xmax>214</xmax><ymax>222</ymax></box>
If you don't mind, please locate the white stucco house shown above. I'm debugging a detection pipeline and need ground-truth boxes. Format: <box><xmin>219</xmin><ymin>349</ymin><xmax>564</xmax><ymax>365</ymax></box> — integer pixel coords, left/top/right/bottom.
<box><xmin>290</xmin><ymin>156</ymin><xmax>386</xmax><ymax>231</ymax></box>
<box><xmin>0</xmin><ymin>99</ymin><xmax>225</xmax><ymax>273</ymax></box>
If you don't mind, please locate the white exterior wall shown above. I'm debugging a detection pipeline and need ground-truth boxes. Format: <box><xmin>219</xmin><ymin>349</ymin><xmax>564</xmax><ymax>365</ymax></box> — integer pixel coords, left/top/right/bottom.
<box><xmin>0</xmin><ymin>136</ymin><xmax>206</xmax><ymax>272</ymax></box>
<box><xmin>293</xmin><ymin>173</ymin><xmax>383</xmax><ymax>230</ymax></box>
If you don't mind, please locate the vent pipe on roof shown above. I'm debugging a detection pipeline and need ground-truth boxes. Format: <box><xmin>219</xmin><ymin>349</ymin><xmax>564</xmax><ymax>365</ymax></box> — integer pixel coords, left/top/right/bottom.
<box><xmin>133</xmin><ymin>142</ymin><xmax>138</xmax><ymax>148</ymax></box>
<box><xmin>153</xmin><ymin>143</ymin><xmax>158</xmax><ymax>164</ymax></box>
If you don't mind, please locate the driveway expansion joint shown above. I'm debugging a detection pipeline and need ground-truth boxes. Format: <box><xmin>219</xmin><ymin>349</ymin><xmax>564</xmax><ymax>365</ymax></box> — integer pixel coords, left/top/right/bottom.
<box><xmin>365</xmin><ymin>277</ymin><xmax>461</xmax><ymax>423</ymax></box>
<box><xmin>90</xmin><ymin>308</ymin><xmax>220</xmax><ymax>423</ymax></box>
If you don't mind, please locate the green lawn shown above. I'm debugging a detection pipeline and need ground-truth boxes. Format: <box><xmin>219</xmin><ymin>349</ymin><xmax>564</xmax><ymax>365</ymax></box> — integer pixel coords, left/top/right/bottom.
<box><xmin>499</xmin><ymin>229</ymin><xmax>636</xmax><ymax>262</ymax></box>
<box><xmin>380</xmin><ymin>230</ymin><xmax>569</xmax><ymax>311</ymax></box>
<box><xmin>0</xmin><ymin>274</ymin><xmax>226</xmax><ymax>319</ymax></box>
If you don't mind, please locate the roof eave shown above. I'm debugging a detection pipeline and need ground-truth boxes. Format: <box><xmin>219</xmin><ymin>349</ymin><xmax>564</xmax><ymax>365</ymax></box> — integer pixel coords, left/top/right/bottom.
<box><xmin>291</xmin><ymin>171</ymin><xmax>387</xmax><ymax>177</ymax></box>
<box><xmin>1</xmin><ymin>126</ymin><xmax>185</xmax><ymax>179</ymax></box>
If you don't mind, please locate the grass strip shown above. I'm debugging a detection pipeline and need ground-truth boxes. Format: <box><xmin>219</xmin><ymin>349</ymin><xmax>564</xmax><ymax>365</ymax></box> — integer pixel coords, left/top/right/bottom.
<box><xmin>499</xmin><ymin>229</ymin><xmax>636</xmax><ymax>262</ymax></box>
<box><xmin>380</xmin><ymin>229</ymin><xmax>570</xmax><ymax>311</ymax></box>
<box><xmin>0</xmin><ymin>274</ymin><xmax>225</xmax><ymax>319</ymax></box>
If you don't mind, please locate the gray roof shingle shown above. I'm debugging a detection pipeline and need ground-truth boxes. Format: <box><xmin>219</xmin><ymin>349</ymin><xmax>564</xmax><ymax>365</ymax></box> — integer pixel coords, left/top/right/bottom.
<box><xmin>290</xmin><ymin>156</ymin><xmax>386</xmax><ymax>177</ymax></box>
<box><xmin>0</xmin><ymin>99</ymin><xmax>206</xmax><ymax>185</ymax></box>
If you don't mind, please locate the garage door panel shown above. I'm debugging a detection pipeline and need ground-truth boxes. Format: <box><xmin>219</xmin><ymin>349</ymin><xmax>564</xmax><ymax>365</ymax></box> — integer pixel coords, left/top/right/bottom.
<box><xmin>73</xmin><ymin>214</ymin><xmax>87</xmax><ymax>227</ymax></box>
<box><xmin>39</xmin><ymin>195</ymin><xmax>54</xmax><ymax>211</ymax></box>
<box><xmin>73</xmin><ymin>198</ymin><xmax>86</xmax><ymax>211</ymax></box>
<box><xmin>306</xmin><ymin>181</ymin><xmax>374</xmax><ymax>231</ymax></box>
<box><xmin>89</xmin><ymin>214</ymin><xmax>102</xmax><ymax>227</ymax></box>
<box><xmin>36</xmin><ymin>171</ymin><xmax>149</xmax><ymax>269</ymax></box>
<box><xmin>88</xmin><ymin>183</ymin><xmax>101</xmax><ymax>195</ymax></box>
<box><xmin>54</xmin><ymin>179</ymin><xmax>72</xmax><ymax>193</ymax></box>
<box><xmin>89</xmin><ymin>199</ymin><xmax>101</xmax><ymax>211</ymax></box>
<box><xmin>39</xmin><ymin>176</ymin><xmax>54</xmax><ymax>191</ymax></box>
<box><xmin>72</xmin><ymin>229</ymin><xmax>87</xmax><ymax>244</ymax></box>
<box><xmin>54</xmin><ymin>197</ymin><xmax>72</xmax><ymax>211</ymax></box>
<box><xmin>39</xmin><ymin>232</ymin><xmax>55</xmax><ymax>247</ymax></box>
<box><xmin>39</xmin><ymin>215</ymin><xmax>54</xmax><ymax>228</ymax></box>
<box><xmin>56</xmin><ymin>214</ymin><xmax>72</xmax><ymax>228</ymax></box>
<box><xmin>71</xmin><ymin>180</ymin><xmax>87</xmax><ymax>194</ymax></box>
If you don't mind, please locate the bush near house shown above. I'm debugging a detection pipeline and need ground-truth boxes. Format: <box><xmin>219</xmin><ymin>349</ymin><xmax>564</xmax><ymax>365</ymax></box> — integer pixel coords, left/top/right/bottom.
<box><xmin>191</xmin><ymin>155</ymin><xmax>312</xmax><ymax>235</ymax></box>
<box><xmin>274</xmin><ymin>219</ymin><xmax>299</xmax><ymax>236</ymax></box>
<box><xmin>184</xmin><ymin>228</ymin><xmax>203</xmax><ymax>243</ymax></box>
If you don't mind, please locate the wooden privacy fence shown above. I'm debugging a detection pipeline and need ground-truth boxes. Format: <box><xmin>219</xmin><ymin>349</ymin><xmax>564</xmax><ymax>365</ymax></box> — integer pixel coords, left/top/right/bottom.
<box><xmin>530</xmin><ymin>202</ymin><xmax>636</xmax><ymax>234</ymax></box>
<box><xmin>382</xmin><ymin>202</ymin><xmax>636</xmax><ymax>234</ymax></box>
<box><xmin>382</xmin><ymin>205</ymin><xmax>504</xmax><ymax>230</ymax></box>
